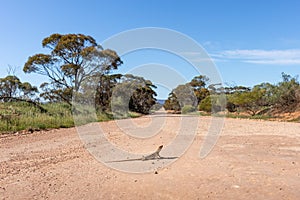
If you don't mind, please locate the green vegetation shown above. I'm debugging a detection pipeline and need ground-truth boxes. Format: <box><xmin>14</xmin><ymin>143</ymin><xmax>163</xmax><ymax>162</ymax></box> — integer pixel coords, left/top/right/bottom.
<box><xmin>226</xmin><ymin>73</ymin><xmax>300</xmax><ymax>116</ymax></box>
<box><xmin>181</xmin><ymin>105</ymin><xmax>197</xmax><ymax>114</ymax></box>
<box><xmin>0</xmin><ymin>75</ymin><xmax>38</xmax><ymax>101</ymax></box>
<box><xmin>198</xmin><ymin>96</ymin><xmax>213</xmax><ymax>112</ymax></box>
<box><xmin>0</xmin><ymin>33</ymin><xmax>157</xmax><ymax>133</ymax></box>
<box><xmin>1</xmin><ymin>33</ymin><xmax>299</xmax><ymax>133</ymax></box>
<box><xmin>164</xmin><ymin>73</ymin><xmax>300</xmax><ymax>121</ymax></box>
<box><xmin>23</xmin><ymin>33</ymin><xmax>123</xmax><ymax>106</ymax></box>
<box><xmin>0</xmin><ymin>102</ymin><xmax>74</xmax><ymax>132</ymax></box>
<box><xmin>0</xmin><ymin>101</ymin><xmax>144</xmax><ymax>133</ymax></box>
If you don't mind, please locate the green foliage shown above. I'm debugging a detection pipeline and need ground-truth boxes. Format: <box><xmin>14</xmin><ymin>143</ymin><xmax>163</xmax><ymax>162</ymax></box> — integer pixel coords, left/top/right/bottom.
<box><xmin>0</xmin><ymin>75</ymin><xmax>38</xmax><ymax>100</ymax></box>
<box><xmin>0</xmin><ymin>102</ymin><xmax>74</xmax><ymax>132</ymax></box>
<box><xmin>216</xmin><ymin>112</ymin><xmax>273</xmax><ymax>120</ymax></box>
<box><xmin>40</xmin><ymin>82</ymin><xmax>72</xmax><ymax>104</ymax></box>
<box><xmin>194</xmin><ymin>87</ymin><xmax>210</xmax><ymax>104</ymax></box>
<box><xmin>0</xmin><ymin>102</ymin><xmax>121</xmax><ymax>133</ymax></box>
<box><xmin>198</xmin><ymin>95</ymin><xmax>225</xmax><ymax>113</ymax></box>
<box><xmin>189</xmin><ymin>75</ymin><xmax>209</xmax><ymax>103</ymax></box>
<box><xmin>224</xmin><ymin>83</ymin><xmax>276</xmax><ymax>116</ymax></box>
<box><xmin>2</xmin><ymin>32</ymin><xmax>299</xmax><ymax>133</ymax></box>
<box><xmin>227</xmin><ymin>89</ymin><xmax>265</xmax><ymax>116</ymax></box>
<box><xmin>110</xmin><ymin>74</ymin><xmax>157</xmax><ymax>115</ymax></box>
<box><xmin>181</xmin><ymin>105</ymin><xmax>197</xmax><ymax>114</ymax></box>
<box><xmin>163</xmin><ymin>83</ymin><xmax>197</xmax><ymax>111</ymax></box>
<box><xmin>163</xmin><ymin>92</ymin><xmax>181</xmax><ymax>111</ymax></box>
<box><xmin>226</xmin><ymin>73</ymin><xmax>300</xmax><ymax>116</ymax></box>
<box><xmin>164</xmin><ymin>75</ymin><xmax>228</xmax><ymax>113</ymax></box>
<box><xmin>129</xmin><ymin>87</ymin><xmax>156</xmax><ymax>114</ymax></box>
<box><xmin>174</xmin><ymin>84</ymin><xmax>197</xmax><ymax>108</ymax></box>
<box><xmin>95</xmin><ymin>74</ymin><xmax>122</xmax><ymax>112</ymax></box>
<box><xmin>18</xmin><ymin>33</ymin><xmax>158</xmax><ymax>126</ymax></box>
<box><xmin>251</xmin><ymin>83</ymin><xmax>276</xmax><ymax>106</ymax></box>
<box><xmin>24</xmin><ymin>33</ymin><xmax>122</xmax><ymax>105</ymax></box>
<box><xmin>190</xmin><ymin>75</ymin><xmax>209</xmax><ymax>90</ymax></box>
<box><xmin>198</xmin><ymin>95</ymin><xmax>212</xmax><ymax>112</ymax></box>
<box><xmin>272</xmin><ymin>73</ymin><xmax>300</xmax><ymax>112</ymax></box>
<box><xmin>0</xmin><ymin>75</ymin><xmax>21</xmax><ymax>98</ymax></box>
<box><xmin>128</xmin><ymin>76</ymin><xmax>157</xmax><ymax>114</ymax></box>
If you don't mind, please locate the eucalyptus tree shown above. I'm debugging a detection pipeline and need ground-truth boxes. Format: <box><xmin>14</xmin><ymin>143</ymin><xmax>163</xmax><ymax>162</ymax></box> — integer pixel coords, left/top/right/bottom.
<box><xmin>189</xmin><ymin>75</ymin><xmax>210</xmax><ymax>104</ymax></box>
<box><xmin>24</xmin><ymin>33</ymin><xmax>122</xmax><ymax>105</ymax></box>
<box><xmin>0</xmin><ymin>75</ymin><xmax>38</xmax><ymax>101</ymax></box>
<box><xmin>111</xmin><ymin>74</ymin><xmax>157</xmax><ymax>115</ymax></box>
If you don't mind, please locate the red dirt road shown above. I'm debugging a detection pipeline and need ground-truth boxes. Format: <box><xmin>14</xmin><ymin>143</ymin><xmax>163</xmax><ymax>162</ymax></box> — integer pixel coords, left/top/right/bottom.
<box><xmin>1</xmin><ymin>114</ymin><xmax>300</xmax><ymax>199</ymax></box>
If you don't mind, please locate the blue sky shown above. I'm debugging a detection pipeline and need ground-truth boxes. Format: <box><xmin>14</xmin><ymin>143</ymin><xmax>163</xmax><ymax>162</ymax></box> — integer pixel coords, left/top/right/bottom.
<box><xmin>1</xmin><ymin>0</ymin><xmax>300</xmax><ymax>99</ymax></box>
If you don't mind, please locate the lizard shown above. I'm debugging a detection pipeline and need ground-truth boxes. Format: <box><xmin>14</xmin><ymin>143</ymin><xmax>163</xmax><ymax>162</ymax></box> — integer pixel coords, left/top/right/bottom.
<box><xmin>107</xmin><ymin>145</ymin><xmax>177</xmax><ymax>163</ymax></box>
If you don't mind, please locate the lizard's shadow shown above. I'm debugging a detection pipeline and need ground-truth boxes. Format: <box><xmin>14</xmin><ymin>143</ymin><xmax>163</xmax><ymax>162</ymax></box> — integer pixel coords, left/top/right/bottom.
<box><xmin>144</xmin><ymin>156</ymin><xmax>179</xmax><ymax>161</ymax></box>
<box><xmin>106</xmin><ymin>145</ymin><xmax>179</xmax><ymax>163</ymax></box>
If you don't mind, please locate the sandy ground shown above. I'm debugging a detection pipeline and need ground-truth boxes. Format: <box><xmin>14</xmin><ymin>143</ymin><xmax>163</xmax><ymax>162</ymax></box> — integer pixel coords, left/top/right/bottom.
<box><xmin>0</xmin><ymin>112</ymin><xmax>300</xmax><ymax>200</ymax></box>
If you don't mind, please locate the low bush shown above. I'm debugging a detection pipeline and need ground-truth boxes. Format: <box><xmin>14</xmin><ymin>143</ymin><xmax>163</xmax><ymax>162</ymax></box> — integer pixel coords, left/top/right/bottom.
<box><xmin>181</xmin><ymin>105</ymin><xmax>197</xmax><ymax>114</ymax></box>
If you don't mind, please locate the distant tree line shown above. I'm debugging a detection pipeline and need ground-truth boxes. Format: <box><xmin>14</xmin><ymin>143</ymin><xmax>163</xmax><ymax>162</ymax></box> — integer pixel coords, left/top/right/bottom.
<box><xmin>1</xmin><ymin>32</ymin><xmax>299</xmax><ymax>117</ymax></box>
<box><xmin>0</xmin><ymin>33</ymin><xmax>157</xmax><ymax>114</ymax></box>
<box><xmin>163</xmin><ymin>73</ymin><xmax>300</xmax><ymax>116</ymax></box>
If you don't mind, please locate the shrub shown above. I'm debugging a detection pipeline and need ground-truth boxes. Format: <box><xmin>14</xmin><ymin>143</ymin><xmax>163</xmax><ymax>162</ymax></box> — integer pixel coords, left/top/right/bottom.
<box><xmin>198</xmin><ymin>96</ymin><xmax>212</xmax><ymax>112</ymax></box>
<box><xmin>181</xmin><ymin>105</ymin><xmax>196</xmax><ymax>114</ymax></box>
